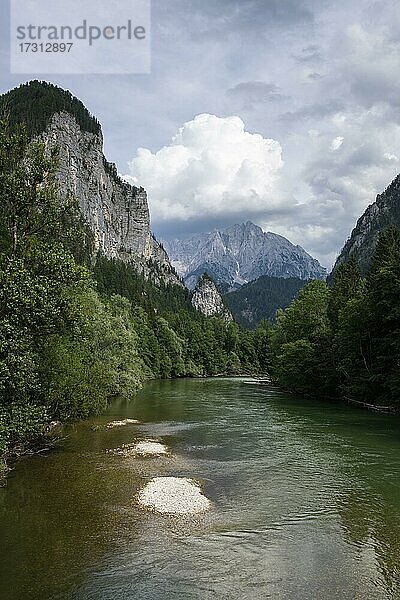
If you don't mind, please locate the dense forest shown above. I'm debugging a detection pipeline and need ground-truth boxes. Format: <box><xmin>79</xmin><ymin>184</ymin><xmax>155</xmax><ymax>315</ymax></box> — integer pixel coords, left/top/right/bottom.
<box><xmin>0</xmin><ymin>81</ymin><xmax>101</xmax><ymax>138</ymax></box>
<box><xmin>225</xmin><ymin>275</ymin><xmax>307</xmax><ymax>328</ymax></box>
<box><xmin>268</xmin><ymin>233</ymin><xmax>400</xmax><ymax>407</ymax></box>
<box><xmin>0</xmin><ymin>121</ymin><xmax>269</xmax><ymax>460</ymax></box>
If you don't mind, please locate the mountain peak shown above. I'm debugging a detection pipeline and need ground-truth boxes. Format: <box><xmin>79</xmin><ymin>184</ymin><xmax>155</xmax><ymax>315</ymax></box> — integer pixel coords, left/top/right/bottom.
<box><xmin>0</xmin><ymin>81</ymin><xmax>180</xmax><ymax>287</ymax></box>
<box><xmin>245</xmin><ymin>220</ymin><xmax>261</xmax><ymax>230</ymax></box>
<box><xmin>164</xmin><ymin>222</ymin><xmax>326</xmax><ymax>289</ymax></box>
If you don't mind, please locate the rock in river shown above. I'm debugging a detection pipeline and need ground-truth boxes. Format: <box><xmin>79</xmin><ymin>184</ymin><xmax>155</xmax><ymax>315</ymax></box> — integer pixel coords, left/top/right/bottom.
<box><xmin>138</xmin><ymin>477</ymin><xmax>211</xmax><ymax>515</ymax></box>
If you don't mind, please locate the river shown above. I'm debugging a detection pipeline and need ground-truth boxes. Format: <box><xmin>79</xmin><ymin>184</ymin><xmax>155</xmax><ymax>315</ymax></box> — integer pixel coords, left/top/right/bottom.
<box><xmin>1</xmin><ymin>378</ymin><xmax>399</xmax><ymax>599</ymax></box>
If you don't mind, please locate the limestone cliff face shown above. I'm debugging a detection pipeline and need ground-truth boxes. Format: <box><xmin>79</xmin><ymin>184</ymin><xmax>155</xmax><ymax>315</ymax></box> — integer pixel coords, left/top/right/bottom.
<box><xmin>331</xmin><ymin>173</ymin><xmax>400</xmax><ymax>277</ymax></box>
<box><xmin>191</xmin><ymin>275</ymin><xmax>233</xmax><ymax>321</ymax></box>
<box><xmin>42</xmin><ymin>111</ymin><xmax>180</xmax><ymax>285</ymax></box>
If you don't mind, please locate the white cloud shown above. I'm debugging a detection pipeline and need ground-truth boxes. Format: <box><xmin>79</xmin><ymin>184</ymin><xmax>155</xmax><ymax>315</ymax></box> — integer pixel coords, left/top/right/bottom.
<box><xmin>330</xmin><ymin>136</ymin><xmax>344</xmax><ymax>151</ymax></box>
<box><xmin>125</xmin><ymin>113</ymin><xmax>283</xmax><ymax>224</ymax></box>
<box><xmin>384</xmin><ymin>152</ymin><xmax>398</xmax><ymax>162</ymax></box>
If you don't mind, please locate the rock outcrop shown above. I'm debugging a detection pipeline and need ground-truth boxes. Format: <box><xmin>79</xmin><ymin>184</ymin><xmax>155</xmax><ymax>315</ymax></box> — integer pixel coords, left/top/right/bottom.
<box><xmin>0</xmin><ymin>81</ymin><xmax>180</xmax><ymax>286</ymax></box>
<box><xmin>191</xmin><ymin>274</ymin><xmax>233</xmax><ymax>320</ymax></box>
<box><xmin>164</xmin><ymin>221</ymin><xmax>326</xmax><ymax>290</ymax></box>
<box><xmin>42</xmin><ymin>112</ymin><xmax>179</xmax><ymax>285</ymax></box>
<box><xmin>330</xmin><ymin>173</ymin><xmax>400</xmax><ymax>277</ymax></box>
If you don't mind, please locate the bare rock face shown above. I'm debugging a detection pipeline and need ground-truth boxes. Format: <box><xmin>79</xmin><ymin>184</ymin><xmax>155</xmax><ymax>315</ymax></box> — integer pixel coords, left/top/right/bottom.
<box><xmin>42</xmin><ymin>112</ymin><xmax>180</xmax><ymax>286</ymax></box>
<box><xmin>191</xmin><ymin>274</ymin><xmax>233</xmax><ymax>320</ymax></box>
<box><xmin>164</xmin><ymin>221</ymin><xmax>326</xmax><ymax>290</ymax></box>
<box><xmin>330</xmin><ymin>173</ymin><xmax>400</xmax><ymax>278</ymax></box>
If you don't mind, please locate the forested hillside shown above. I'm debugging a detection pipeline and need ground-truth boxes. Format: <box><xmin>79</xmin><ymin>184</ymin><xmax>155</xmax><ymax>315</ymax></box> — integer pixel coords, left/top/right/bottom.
<box><xmin>0</xmin><ymin>121</ymin><xmax>268</xmax><ymax>460</ymax></box>
<box><xmin>225</xmin><ymin>276</ymin><xmax>307</xmax><ymax>328</ymax></box>
<box><xmin>268</xmin><ymin>230</ymin><xmax>400</xmax><ymax>407</ymax></box>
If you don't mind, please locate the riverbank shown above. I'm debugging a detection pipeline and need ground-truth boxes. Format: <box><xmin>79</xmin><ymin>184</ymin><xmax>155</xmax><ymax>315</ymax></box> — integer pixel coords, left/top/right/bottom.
<box><xmin>262</xmin><ymin>378</ymin><xmax>400</xmax><ymax>415</ymax></box>
<box><xmin>0</xmin><ymin>372</ymin><xmax>265</xmax><ymax>475</ymax></box>
<box><xmin>0</xmin><ymin>420</ymin><xmax>62</xmax><ymax>480</ymax></box>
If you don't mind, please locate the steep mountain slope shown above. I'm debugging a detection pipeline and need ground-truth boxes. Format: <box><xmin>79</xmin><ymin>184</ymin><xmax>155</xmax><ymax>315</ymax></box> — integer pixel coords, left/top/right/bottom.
<box><xmin>0</xmin><ymin>81</ymin><xmax>179</xmax><ymax>285</ymax></box>
<box><xmin>331</xmin><ymin>173</ymin><xmax>400</xmax><ymax>277</ymax></box>
<box><xmin>164</xmin><ymin>221</ymin><xmax>326</xmax><ymax>289</ymax></box>
<box><xmin>224</xmin><ymin>275</ymin><xmax>307</xmax><ymax>328</ymax></box>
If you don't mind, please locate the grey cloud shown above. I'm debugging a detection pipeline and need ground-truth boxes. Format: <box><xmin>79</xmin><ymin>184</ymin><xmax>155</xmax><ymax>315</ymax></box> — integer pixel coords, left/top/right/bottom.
<box><xmin>293</xmin><ymin>44</ymin><xmax>323</xmax><ymax>63</ymax></box>
<box><xmin>349</xmin><ymin>72</ymin><xmax>400</xmax><ymax>110</ymax></box>
<box><xmin>308</xmin><ymin>72</ymin><xmax>324</xmax><ymax>80</ymax></box>
<box><xmin>226</xmin><ymin>81</ymin><xmax>285</xmax><ymax>110</ymax></box>
<box><xmin>156</xmin><ymin>0</ymin><xmax>315</xmax><ymax>43</ymax></box>
<box><xmin>279</xmin><ymin>100</ymin><xmax>344</xmax><ymax>122</ymax></box>
<box><xmin>179</xmin><ymin>0</ymin><xmax>314</xmax><ymax>28</ymax></box>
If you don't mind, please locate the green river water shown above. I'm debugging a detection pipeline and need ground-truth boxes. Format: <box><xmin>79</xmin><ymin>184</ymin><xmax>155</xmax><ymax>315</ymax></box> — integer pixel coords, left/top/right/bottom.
<box><xmin>1</xmin><ymin>378</ymin><xmax>400</xmax><ymax>599</ymax></box>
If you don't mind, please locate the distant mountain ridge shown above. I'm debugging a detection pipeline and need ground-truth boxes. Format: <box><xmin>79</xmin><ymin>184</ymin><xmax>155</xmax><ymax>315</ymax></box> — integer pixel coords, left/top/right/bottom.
<box><xmin>163</xmin><ymin>221</ymin><xmax>326</xmax><ymax>289</ymax></box>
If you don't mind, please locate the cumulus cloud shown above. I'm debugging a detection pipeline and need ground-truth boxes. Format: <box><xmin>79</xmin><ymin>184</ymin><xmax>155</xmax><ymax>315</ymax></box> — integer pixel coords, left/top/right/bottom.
<box><xmin>29</xmin><ymin>0</ymin><xmax>400</xmax><ymax>268</ymax></box>
<box><xmin>125</xmin><ymin>113</ymin><xmax>284</xmax><ymax>225</ymax></box>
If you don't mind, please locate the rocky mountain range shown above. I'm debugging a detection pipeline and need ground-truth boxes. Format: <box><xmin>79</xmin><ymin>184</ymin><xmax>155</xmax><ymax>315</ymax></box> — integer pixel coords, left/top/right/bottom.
<box><xmin>331</xmin><ymin>173</ymin><xmax>400</xmax><ymax>277</ymax></box>
<box><xmin>163</xmin><ymin>221</ymin><xmax>326</xmax><ymax>289</ymax></box>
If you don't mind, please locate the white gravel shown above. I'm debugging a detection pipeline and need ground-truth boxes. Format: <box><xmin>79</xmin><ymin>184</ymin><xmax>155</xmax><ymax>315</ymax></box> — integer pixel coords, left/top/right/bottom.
<box><xmin>106</xmin><ymin>418</ymin><xmax>139</xmax><ymax>428</ymax></box>
<box><xmin>108</xmin><ymin>441</ymin><xmax>168</xmax><ymax>457</ymax></box>
<box><xmin>138</xmin><ymin>477</ymin><xmax>211</xmax><ymax>514</ymax></box>
<box><xmin>133</xmin><ymin>441</ymin><xmax>168</xmax><ymax>456</ymax></box>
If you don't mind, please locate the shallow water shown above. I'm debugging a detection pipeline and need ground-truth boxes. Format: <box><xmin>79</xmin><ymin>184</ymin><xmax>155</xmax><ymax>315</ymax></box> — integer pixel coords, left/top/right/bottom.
<box><xmin>1</xmin><ymin>378</ymin><xmax>400</xmax><ymax>599</ymax></box>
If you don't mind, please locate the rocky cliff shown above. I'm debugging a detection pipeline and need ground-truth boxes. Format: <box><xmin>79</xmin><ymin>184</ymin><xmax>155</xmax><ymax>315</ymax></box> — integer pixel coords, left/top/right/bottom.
<box><xmin>331</xmin><ymin>173</ymin><xmax>400</xmax><ymax>277</ymax></box>
<box><xmin>191</xmin><ymin>274</ymin><xmax>233</xmax><ymax>321</ymax></box>
<box><xmin>0</xmin><ymin>81</ymin><xmax>180</xmax><ymax>286</ymax></box>
<box><xmin>164</xmin><ymin>221</ymin><xmax>326</xmax><ymax>289</ymax></box>
<box><xmin>42</xmin><ymin>111</ymin><xmax>178</xmax><ymax>283</ymax></box>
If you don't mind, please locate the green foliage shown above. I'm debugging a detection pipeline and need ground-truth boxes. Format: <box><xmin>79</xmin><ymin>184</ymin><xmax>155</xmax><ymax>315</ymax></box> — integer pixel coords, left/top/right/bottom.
<box><xmin>41</xmin><ymin>292</ymin><xmax>145</xmax><ymax>420</ymax></box>
<box><xmin>337</xmin><ymin>227</ymin><xmax>400</xmax><ymax>404</ymax></box>
<box><xmin>0</xmin><ymin>80</ymin><xmax>101</xmax><ymax>139</ymax></box>
<box><xmin>225</xmin><ymin>275</ymin><xmax>307</xmax><ymax>328</ymax></box>
<box><xmin>268</xmin><ymin>227</ymin><xmax>400</xmax><ymax>407</ymax></box>
<box><xmin>328</xmin><ymin>257</ymin><xmax>362</xmax><ymax>327</ymax></box>
<box><xmin>93</xmin><ymin>255</ymin><xmax>190</xmax><ymax>314</ymax></box>
<box><xmin>0</xmin><ymin>403</ymin><xmax>49</xmax><ymax>455</ymax></box>
<box><xmin>269</xmin><ymin>281</ymin><xmax>337</xmax><ymax>397</ymax></box>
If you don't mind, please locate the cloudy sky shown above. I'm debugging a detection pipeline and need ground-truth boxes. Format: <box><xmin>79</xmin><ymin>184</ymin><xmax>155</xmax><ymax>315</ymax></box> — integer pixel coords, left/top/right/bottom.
<box><xmin>1</xmin><ymin>0</ymin><xmax>400</xmax><ymax>267</ymax></box>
